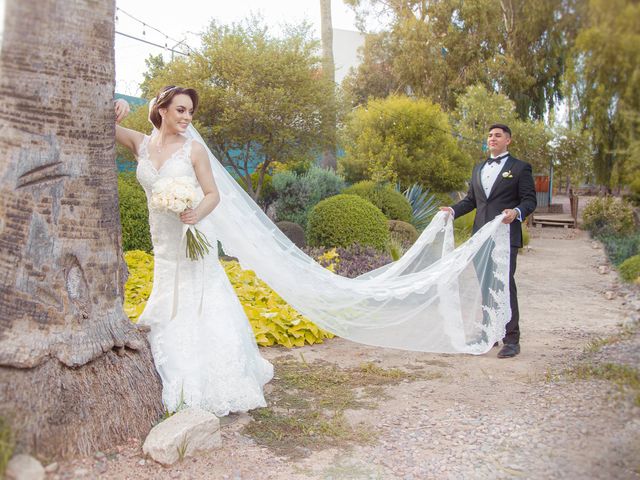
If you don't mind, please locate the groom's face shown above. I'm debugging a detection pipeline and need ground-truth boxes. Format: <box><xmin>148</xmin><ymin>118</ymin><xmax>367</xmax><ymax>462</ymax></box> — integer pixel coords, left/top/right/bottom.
<box><xmin>487</xmin><ymin>128</ymin><xmax>511</xmax><ymax>156</ymax></box>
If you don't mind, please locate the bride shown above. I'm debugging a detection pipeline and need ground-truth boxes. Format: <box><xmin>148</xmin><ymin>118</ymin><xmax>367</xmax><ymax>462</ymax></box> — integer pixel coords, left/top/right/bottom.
<box><xmin>115</xmin><ymin>86</ymin><xmax>273</xmax><ymax>416</ymax></box>
<box><xmin>114</xmin><ymin>83</ymin><xmax>513</xmax><ymax>415</ymax></box>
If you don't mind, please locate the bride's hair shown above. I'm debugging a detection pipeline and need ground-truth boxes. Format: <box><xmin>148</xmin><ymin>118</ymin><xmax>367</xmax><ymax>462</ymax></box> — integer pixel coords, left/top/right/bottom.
<box><xmin>149</xmin><ymin>85</ymin><xmax>199</xmax><ymax>129</ymax></box>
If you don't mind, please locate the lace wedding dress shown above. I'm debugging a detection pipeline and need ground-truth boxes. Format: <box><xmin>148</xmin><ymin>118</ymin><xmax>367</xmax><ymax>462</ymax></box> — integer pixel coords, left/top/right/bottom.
<box><xmin>135</xmin><ymin>134</ymin><xmax>273</xmax><ymax>416</ymax></box>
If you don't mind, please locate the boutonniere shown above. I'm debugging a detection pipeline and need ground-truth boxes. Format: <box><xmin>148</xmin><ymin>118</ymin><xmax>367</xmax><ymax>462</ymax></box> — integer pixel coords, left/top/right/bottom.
<box><xmin>502</xmin><ymin>170</ymin><xmax>513</xmax><ymax>179</ymax></box>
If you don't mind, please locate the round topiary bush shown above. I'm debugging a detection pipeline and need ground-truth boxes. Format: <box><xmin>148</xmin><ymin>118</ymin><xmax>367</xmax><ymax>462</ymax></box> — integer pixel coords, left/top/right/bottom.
<box><xmin>276</xmin><ymin>221</ymin><xmax>306</xmax><ymax>248</ymax></box>
<box><xmin>582</xmin><ymin>196</ymin><xmax>636</xmax><ymax>236</ymax></box>
<box><xmin>619</xmin><ymin>255</ymin><xmax>640</xmax><ymax>283</ymax></box>
<box><xmin>306</xmin><ymin>194</ymin><xmax>389</xmax><ymax>250</ymax></box>
<box><xmin>343</xmin><ymin>181</ymin><xmax>412</xmax><ymax>222</ymax></box>
<box><xmin>118</xmin><ymin>172</ymin><xmax>152</xmax><ymax>253</ymax></box>
<box><xmin>388</xmin><ymin>220</ymin><xmax>419</xmax><ymax>248</ymax></box>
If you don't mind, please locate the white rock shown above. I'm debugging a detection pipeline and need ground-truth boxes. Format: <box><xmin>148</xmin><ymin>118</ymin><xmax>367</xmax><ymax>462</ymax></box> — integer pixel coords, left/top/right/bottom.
<box><xmin>143</xmin><ymin>406</ymin><xmax>221</xmax><ymax>465</ymax></box>
<box><xmin>597</xmin><ymin>265</ymin><xmax>609</xmax><ymax>274</ymax></box>
<box><xmin>604</xmin><ymin>291</ymin><xmax>616</xmax><ymax>300</ymax></box>
<box><xmin>43</xmin><ymin>462</ymin><xmax>59</xmax><ymax>473</ymax></box>
<box><xmin>5</xmin><ymin>454</ymin><xmax>45</xmax><ymax>480</ymax></box>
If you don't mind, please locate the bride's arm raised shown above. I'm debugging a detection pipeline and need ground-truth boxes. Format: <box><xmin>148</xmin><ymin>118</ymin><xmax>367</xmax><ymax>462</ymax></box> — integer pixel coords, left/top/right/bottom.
<box><xmin>114</xmin><ymin>99</ymin><xmax>144</xmax><ymax>157</ymax></box>
<box><xmin>180</xmin><ymin>141</ymin><xmax>221</xmax><ymax>225</ymax></box>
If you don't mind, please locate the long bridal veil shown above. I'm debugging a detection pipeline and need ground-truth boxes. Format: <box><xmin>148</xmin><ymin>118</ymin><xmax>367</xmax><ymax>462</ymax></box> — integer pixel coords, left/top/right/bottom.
<box><xmin>186</xmin><ymin>126</ymin><xmax>511</xmax><ymax>354</ymax></box>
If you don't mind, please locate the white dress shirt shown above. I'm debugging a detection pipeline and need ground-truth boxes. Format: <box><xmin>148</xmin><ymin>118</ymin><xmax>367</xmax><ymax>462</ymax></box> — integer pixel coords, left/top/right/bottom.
<box><xmin>481</xmin><ymin>153</ymin><xmax>509</xmax><ymax>197</ymax></box>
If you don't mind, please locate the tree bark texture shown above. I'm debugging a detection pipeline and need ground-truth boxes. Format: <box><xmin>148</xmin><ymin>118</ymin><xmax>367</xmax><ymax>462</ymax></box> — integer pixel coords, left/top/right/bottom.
<box><xmin>0</xmin><ymin>0</ymin><xmax>163</xmax><ymax>458</ymax></box>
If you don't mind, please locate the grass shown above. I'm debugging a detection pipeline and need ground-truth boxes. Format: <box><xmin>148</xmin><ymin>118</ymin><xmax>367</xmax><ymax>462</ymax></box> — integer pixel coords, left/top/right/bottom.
<box><xmin>0</xmin><ymin>417</ymin><xmax>15</xmax><ymax>478</ymax></box>
<box><xmin>568</xmin><ymin>363</ymin><xmax>640</xmax><ymax>406</ymax></box>
<box><xmin>243</xmin><ymin>355</ymin><xmax>441</xmax><ymax>458</ymax></box>
<box><xmin>583</xmin><ymin>323</ymin><xmax>637</xmax><ymax>354</ymax></box>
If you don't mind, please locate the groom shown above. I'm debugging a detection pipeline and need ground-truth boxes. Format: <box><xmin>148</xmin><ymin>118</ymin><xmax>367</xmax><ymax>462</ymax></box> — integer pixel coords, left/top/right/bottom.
<box><xmin>442</xmin><ymin>124</ymin><xmax>537</xmax><ymax>358</ymax></box>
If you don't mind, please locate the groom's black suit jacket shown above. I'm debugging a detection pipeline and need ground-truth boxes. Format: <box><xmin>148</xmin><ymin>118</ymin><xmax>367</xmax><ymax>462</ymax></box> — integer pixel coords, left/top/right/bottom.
<box><xmin>452</xmin><ymin>155</ymin><xmax>537</xmax><ymax>248</ymax></box>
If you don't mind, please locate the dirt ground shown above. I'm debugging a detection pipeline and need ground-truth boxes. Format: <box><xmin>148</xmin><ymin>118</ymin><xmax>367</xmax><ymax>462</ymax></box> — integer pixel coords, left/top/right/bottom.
<box><xmin>49</xmin><ymin>206</ymin><xmax>640</xmax><ymax>479</ymax></box>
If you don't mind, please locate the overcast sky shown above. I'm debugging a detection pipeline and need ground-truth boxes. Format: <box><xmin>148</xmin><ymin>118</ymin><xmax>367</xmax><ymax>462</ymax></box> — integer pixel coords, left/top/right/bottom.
<box><xmin>115</xmin><ymin>0</ymin><xmax>365</xmax><ymax>96</ymax></box>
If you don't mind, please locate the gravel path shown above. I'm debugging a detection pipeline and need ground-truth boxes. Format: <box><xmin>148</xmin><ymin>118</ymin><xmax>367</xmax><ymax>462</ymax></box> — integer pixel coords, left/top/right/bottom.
<box><xmin>50</xmin><ymin>227</ymin><xmax>640</xmax><ymax>480</ymax></box>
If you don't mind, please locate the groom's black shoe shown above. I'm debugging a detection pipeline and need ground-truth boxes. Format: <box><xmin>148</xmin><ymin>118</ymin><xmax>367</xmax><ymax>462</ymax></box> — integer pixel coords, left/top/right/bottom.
<box><xmin>497</xmin><ymin>343</ymin><xmax>520</xmax><ymax>358</ymax></box>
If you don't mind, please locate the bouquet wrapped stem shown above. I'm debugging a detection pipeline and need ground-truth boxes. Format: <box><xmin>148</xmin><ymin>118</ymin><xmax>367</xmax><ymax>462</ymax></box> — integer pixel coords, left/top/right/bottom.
<box><xmin>185</xmin><ymin>225</ymin><xmax>213</xmax><ymax>261</ymax></box>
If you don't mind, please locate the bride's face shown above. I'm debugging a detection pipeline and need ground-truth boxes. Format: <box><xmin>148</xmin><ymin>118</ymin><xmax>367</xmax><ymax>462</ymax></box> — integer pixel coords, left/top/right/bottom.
<box><xmin>160</xmin><ymin>94</ymin><xmax>194</xmax><ymax>134</ymax></box>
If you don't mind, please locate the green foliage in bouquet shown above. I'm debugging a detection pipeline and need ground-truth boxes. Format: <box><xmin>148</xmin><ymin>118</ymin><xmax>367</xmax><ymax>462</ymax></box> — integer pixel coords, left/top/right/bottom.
<box><xmin>123</xmin><ymin>250</ymin><xmax>333</xmax><ymax>347</ymax></box>
<box><xmin>306</xmin><ymin>194</ymin><xmax>390</xmax><ymax>251</ymax></box>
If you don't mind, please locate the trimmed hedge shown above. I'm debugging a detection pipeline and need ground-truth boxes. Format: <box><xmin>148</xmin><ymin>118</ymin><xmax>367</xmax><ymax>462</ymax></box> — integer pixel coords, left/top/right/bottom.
<box><xmin>118</xmin><ymin>172</ymin><xmax>152</xmax><ymax>253</ymax></box>
<box><xmin>388</xmin><ymin>220</ymin><xmax>419</xmax><ymax>248</ymax></box>
<box><xmin>343</xmin><ymin>181</ymin><xmax>412</xmax><ymax>222</ymax></box>
<box><xmin>619</xmin><ymin>255</ymin><xmax>640</xmax><ymax>283</ymax></box>
<box><xmin>306</xmin><ymin>194</ymin><xmax>389</xmax><ymax>250</ymax></box>
<box><xmin>276</xmin><ymin>221</ymin><xmax>306</xmax><ymax>248</ymax></box>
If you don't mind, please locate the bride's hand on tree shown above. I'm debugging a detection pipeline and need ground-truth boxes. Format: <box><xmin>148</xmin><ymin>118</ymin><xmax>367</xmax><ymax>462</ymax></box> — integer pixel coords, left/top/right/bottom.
<box><xmin>114</xmin><ymin>99</ymin><xmax>130</xmax><ymax>124</ymax></box>
<box><xmin>180</xmin><ymin>208</ymin><xmax>200</xmax><ymax>225</ymax></box>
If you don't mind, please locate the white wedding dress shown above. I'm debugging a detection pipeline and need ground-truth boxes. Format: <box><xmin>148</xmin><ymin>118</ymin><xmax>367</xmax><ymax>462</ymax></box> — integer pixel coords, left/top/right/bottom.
<box><xmin>135</xmin><ymin>134</ymin><xmax>273</xmax><ymax>416</ymax></box>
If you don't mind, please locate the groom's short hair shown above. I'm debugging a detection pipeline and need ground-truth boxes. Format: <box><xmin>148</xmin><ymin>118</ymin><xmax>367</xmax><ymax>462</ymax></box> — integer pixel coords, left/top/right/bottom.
<box><xmin>489</xmin><ymin>123</ymin><xmax>512</xmax><ymax>136</ymax></box>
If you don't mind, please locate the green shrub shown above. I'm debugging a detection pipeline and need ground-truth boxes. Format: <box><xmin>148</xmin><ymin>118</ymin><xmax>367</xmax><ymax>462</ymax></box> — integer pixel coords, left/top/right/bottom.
<box><xmin>307</xmin><ymin>194</ymin><xmax>389</xmax><ymax>250</ymax></box>
<box><xmin>276</xmin><ymin>221</ymin><xmax>306</xmax><ymax>248</ymax></box>
<box><xmin>582</xmin><ymin>196</ymin><xmax>636</xmax><ymax>236</ymax></box>
<box><xmin>0</xmin><ymin>416</ymin><xmax>14</xmax><ymax>480</ymax></box>
<box><xmin>343</xmin><ymin>181</ymin><xmax>412</xmax><ymax>222</ymax></box>
<box><xmin>118</xmin><ymin>173</ymin><xmax>152</xmax><ymax>253</ymax></box>
<box><xmin>396</xmin><ymin>183</ymin><xmax>443</xmax><ymax>231</ymax></box>
<box><xmin>599</xmin><ymin>232</ymin><xmax>640</xmax><ymax>265</ymax></box>
<box><xmin>272</xmin><ymin>167</ymin><xmax>345</xmax><ymax>227</ymax></box>
<box><xmin>388</xmin><ymin>220</ymin><xmax>419</xmax><ymax>248</ymax></box>
<box><xmin>453</xmin><ymin>211</ymin><xmax>476</xmax><ymax>244</ymax></box>
<box><xmin>238</xmin><ymin>171</ymin><xmax>276</xmax><ymax>209</ymax></box>
<box><xmin>619</xmin><ymin>255</ymin><xmax>640</xmax><ymax>283</ymax></box>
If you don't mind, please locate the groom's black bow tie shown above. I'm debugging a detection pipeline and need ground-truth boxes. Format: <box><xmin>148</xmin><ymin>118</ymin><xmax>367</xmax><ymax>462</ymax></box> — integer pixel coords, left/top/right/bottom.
<box><xmin>487</xmin><ymin>154</ymin><xmax>508</xmax><ymax>165</ymax></box>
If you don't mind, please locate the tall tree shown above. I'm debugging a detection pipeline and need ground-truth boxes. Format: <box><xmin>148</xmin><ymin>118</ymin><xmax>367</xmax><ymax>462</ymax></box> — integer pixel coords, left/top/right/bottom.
<box><xmin>143</xmin><ymin>19</ymin><xmax>337</xmax><ymax>201</ymax></box>
<box><xmin>452</xmin><ymin>84</ymin><xmax>552</xmax><ymax>173</ymax></box>
<box><xmin>566</xmin><ymin>0</ymin><xmax>640</xmax><ymax>187</ymax></box>
<box><xmin>0</xmin><ymin>0</ymin><xmax>162</xmax><ymax>458</ymax></box>
<box><xmin>344</xmin><ymin>0</ymin><xmax>580</xmax><ymax>118</ymax></box>
<box><xmin>320</xmin><ymin>0</ymin><xmax>338</xmax><ymax>169</ymax></box>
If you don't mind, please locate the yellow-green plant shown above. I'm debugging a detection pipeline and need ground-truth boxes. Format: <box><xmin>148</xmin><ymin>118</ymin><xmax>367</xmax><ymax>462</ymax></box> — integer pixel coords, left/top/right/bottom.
<box><xmin>123</xmin><ymin>251</ymin><xmax>333</xmax><ymax>347</ymax></box>
<box><xmin>123</xmin><ymin>250</ymin><xmax>154</xmax><ymax>321</ymax></box>
<box><xmin>222</xmin><ymin>260</ymin><xmax>334</xmax><ymax>347</ymax></box>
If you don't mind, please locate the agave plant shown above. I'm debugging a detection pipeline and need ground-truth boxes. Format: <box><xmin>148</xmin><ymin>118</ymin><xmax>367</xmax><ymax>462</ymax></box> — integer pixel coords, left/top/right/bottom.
<box><xmin>396</xmin><ymin>183</ymin><xmax>441</xmax><ymax>231</ymax></box>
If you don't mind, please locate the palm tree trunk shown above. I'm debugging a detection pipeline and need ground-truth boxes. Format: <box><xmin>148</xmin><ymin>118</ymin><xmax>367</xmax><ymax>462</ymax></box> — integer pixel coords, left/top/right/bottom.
<box><xmin>0</xmin><ymin>0</ymin><xmax>163</xmax><ymax>458</ymax></box>
<box><xmin>320</xmin><ymin>0</ymin><xmax>337</xmax><ymax>169</ymax></box>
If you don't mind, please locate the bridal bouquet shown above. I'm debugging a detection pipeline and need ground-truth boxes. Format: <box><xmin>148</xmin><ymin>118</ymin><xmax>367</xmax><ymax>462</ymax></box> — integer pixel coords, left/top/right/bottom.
<box><xmin>150</xmin><ymin>176</ymin><xmax>213</xmax><ymax>261</ymax></box>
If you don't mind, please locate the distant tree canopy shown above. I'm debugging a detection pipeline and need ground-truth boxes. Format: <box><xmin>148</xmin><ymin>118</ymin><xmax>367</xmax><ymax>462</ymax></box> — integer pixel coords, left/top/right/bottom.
<box><xmin>340</xmin><ymin>95</ymin><xmax>470</xmax><ymax>192</ymax></box>
<box><xmin>566</xmin><ymin>0</ymin><xmax>640</xmax><ymax>187</ymax></box>
<box><xmin>140</xmin><ymin>19</ymin><xmax>337</xmax><ymax>200</ymax></box>
<box><xmin>344</xmin><ymin>0</ymin><xmax>581</xmax><ymax>119</ymax></box>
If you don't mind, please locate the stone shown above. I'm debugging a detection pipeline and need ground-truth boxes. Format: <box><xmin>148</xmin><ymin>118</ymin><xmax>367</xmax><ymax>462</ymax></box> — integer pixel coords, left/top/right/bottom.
<box><xmin>43</xmin><ymin>462</ymin><xmax>59</xmax><ymax>473</ymax></box>
<box><xmin>604</xmin><ymin>291</ymin><xmax>616</xmax><ymax>300</ymax></box>
<box><xmin>598</xmin><ymin>265</ymin><xmax>609</xmax><ymax>274</ymax></box>
<box><xmin>142</xmin><ymin>407</ymin><xmax>221</xmax><ymax>465</ymax></box>
<box><xmin>5</xmin><ymin>455</ymin><xmax>45</xmax><ymax>480</ymax></box>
